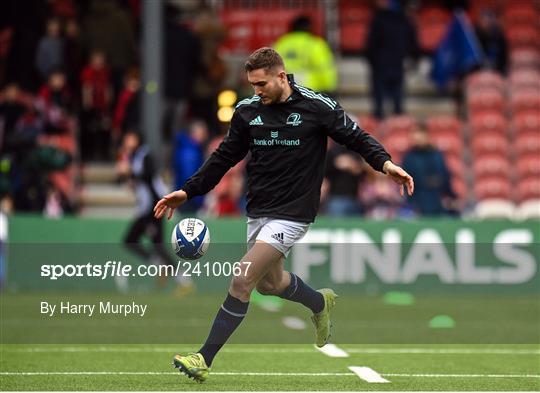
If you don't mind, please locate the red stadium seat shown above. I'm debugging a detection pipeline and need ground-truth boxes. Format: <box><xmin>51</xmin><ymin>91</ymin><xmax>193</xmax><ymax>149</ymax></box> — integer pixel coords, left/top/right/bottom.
<box><xmin>517</xmin><ymin>154</ymin><xmax>540</xmax><ymax>178</ymax></box>
<box><xmin>510</xmin><ymin>89</ymin><xmax>540</xmax><ymax>114</ymax></box>
<box><xmin>503</xmin><ymin>4</ymin><xmax>540</xmax><ymax>27</ymax></box>
<box><xmin>506</xmin><ymin>25</ymin><xmax>539</xmax><ymax>50</ymax></box>
<box><xmin>426</xmin><ymin>115</ymin><xmax>462</xmax><ymax>135</ymax></box>
<box><xmin>382</xmin><ymin>130</ymin><xmax>411</xmax><ymax>164</ymax></box>
<box><xmin>471</xmin><ymin>132</ymin><xmax>508</xmax><ymax>156</ymax></box>
<box><xmin>467</xmin><ymin>88</ymin><xmax>505</xmax><ymax>113</ymax></box>
<box><xmin>517</xmin><ymin>176</ymin><xmax>540</xmax><ymax>202</ymax></box>
<box><xmin>357</xmin><ymin>115</ymin><xmax>380</xmax><ymax>139</ymax></box>
<box><xmin>382</xmin><ymin>115</ymin><xmax>417</xmax><ymax>134</ymax></box>
<box><xmin>515</xmin><ymin>132</ymin><xmax>540</xmax><ymax>155</ymax></box>
<box><xmin>465</xmin><ymin>70</ymin><xmax>506</xmax><ymax>92</ymax></box>
<box><xmin>509</xmin><ymin>70</ymin><xmax>540</xmax><ymax>91</ymax></box>
<box><xmin>511</xmin><ymin>110</ymin><xmax>540</xmax><ymax>134</ymax></box>
<box><xmin>430</xmin><ymin>131</ymin><xmax>464</xmax><ymax>156</ymax></box>
<box><xmin>416</xmin><ymin>6</ymin><xmax>451</xmax><ymax>52</ymax></box>
<box><xmin>474</xmin><ymin>176</ymin><xmax>512</xmax><ymax>200</ymax></box>
<box><xmin>451</xmin><ymin>176</ymin><xmax>468</xmax><ymax>199</ymax></box>
<box><xmin>445</xmin><ymin>153</ymin><xmax>465</xmax><ymax>177</ymax></box>
<box><xmin>510</xmin><ymin>48</ymin><xmax>540</xmax><ymax>70</ymax></box>
<box><xmin>473</xmin><ymin>154</ymin><xmax>511</xmax><ymax>178</ymax></box>
<box><xmin>339</xmin><ymin>2</ymin><xmax>371</xmax><ymax>52</ymax></box>
<box><xmin>469</xmin><ymin>111</ymin><xmax>508</xmax><ymax>135</ymax></box>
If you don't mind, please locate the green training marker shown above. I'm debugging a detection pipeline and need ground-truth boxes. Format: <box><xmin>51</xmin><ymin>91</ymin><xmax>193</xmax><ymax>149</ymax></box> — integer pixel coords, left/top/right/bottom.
<box><xmin>429</xmin><ymin>315</ymin><xmax>456</xmax><ymax>328</ymax></box>
<box><xmin>383</xmin><ymin>291</ymin><xmax>415</xmax><ymax>305</ymax></box>
<box><xmin>251</xmin><ymin>290</ymin><xmax>283</xmax><ymax>312</ymax></box>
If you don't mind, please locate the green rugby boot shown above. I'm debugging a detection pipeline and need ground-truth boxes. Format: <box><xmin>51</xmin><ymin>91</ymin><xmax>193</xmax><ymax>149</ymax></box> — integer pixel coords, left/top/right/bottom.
<box><xmin>311</xmin><ymin>288</ymin><xmax>338</xmax><ymax>347</ymax></box>
<box><xmin>172</xmin><ymin>353</ymin><xmax>209</xmax><ymax>383</ymax></box>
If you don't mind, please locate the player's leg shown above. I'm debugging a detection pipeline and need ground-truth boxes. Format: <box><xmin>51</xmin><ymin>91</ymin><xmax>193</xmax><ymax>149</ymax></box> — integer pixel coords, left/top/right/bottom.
<box><xmin>124</xmin><ymin>213</ymin><xmax>152</xmax><ymax>260</ymax></box>
<box><xmin>173</xmin><ymin>240</ymin><xmax>283</xmax><ymax>381</ymax></box>
<box><xmin>254</xmin><ymin>220</ymin><xmax>338</xmax><ymax>347</ymax></box>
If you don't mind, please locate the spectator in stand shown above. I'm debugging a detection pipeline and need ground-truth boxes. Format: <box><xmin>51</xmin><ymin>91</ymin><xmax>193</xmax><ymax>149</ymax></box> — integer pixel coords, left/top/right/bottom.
<box><xmin>0</xmin><ymin>84</ymin><xmax>28</xmax><ymax>155</ymax></box>
<box><xmin>113</xmin><ymin>68</ymin><xmax>140</xmax><ymax>145</ymax></box>
<box><xmin>401</xmin><ymin>126</ymin><xmax>456</xmax><ymax>216</ymax></box>
<box><xmin>81</xmin><ymin>0</ymin><xmax>137</xmax><ymax>98</ymax></box>
<box><xmin>163</xmin><ymin>4</ymin><xmax>201</xmax><ymax>141</ymax></box>
<box><xmin>366</xmin><ymin>0</ymin><xmax>419</xmax><ymax>119</ymax></box>
<box><xmin>63</xmin><ymin>18</ymin><xmax>84</xmax><ymax>99</ymax></box>
<box><xmin>474</xmin><ymin>9</ymin><xmax>507</xmax><ymax>75</ymax></box>
<box><xmin>80</xmin><ymin>49</ymin><xmax>112</xmax><ymax>161</ymax></box>
<box><xmin>35</xmin><ymin>18</ymin><xmax>64</xmax><ymax>81</ymax></box>
<box><xmin>191</xmin><ymin>7</ymin><xmax>227</xmax><ymax>136</ymax></box>
<box><xmin>38</xmin><ymin>69</ymin><xmax>73</xmax><ymax>113</ymax></box>
<box><xmin>359</xmin><ymin>170</ymin><xmax>402</xmax><ymax>219</ymax></box>
<box><xmin>172</xmin><ymin>120</ymin><xmax>208</xmax><ymax>213</ymax></box>
<box><xmin>274</xmin><ymin>15</ymin><xmax>337</xmax><ymax>95</ymax></box>
<box><xmin>324</xmin><ymin>141</ymin><xmax>364</xmax><ymax>216</ymax></box>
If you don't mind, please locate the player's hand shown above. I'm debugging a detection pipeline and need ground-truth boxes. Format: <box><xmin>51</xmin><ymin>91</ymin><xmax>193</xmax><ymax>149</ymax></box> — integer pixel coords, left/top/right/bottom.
<box><xmin>383</xmin><ymin>161</ymin><xmax>414</xmax><ymax>197</ymax></box>
<box><xmin>153</xmin><ymin>190</ymin><xmax>188</xmax><ymax>220</ymax></box>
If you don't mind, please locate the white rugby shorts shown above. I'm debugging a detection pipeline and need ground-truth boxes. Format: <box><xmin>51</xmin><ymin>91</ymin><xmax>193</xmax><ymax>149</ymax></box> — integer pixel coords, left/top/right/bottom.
<box><xmin>247</xmin><ymin>217</ymin><xmax>310</xmax><ymax>257</ymax></box>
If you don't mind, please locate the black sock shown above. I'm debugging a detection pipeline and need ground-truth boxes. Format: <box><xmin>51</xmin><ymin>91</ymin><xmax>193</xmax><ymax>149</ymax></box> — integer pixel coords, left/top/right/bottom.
<box><xmin>278</xmin><ymin>272</ymin><xmax>324</xmax><ymax>314</ymax></box>
<box><xmin>198</xmin><ymin>293</ymin><xmax>249</xmax><ymax>366</ymax></box>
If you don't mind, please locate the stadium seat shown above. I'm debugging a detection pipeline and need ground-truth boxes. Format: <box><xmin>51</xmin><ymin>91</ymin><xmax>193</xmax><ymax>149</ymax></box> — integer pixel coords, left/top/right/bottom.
<box><xmin>502</xmin><ymin>4</ymin><xmax>540</xmax><ymax>27</ymax></box>
<box><xmin>382</xmin><ymin>130</ymin><xmax>410</xmax><ymax>164</ymax></box>
<box><xmin>426</xmin><ymin>115</ymin><xmax>462</xmax><ymax>135</ymax></box>
<box><xmin>445</xmin><ymin>153</ymin><xmax>465</xmax><ymax>177</ymax></box>
<box><xmin>451</xmin><ymin>176</ymin><xmax>468</xmax><ymax>200</ymax></box>
<box><xmin>510</xmin><ymin>48</ymin><xmax>540</xmax><ymax>69</ymax></box>
<box><xmin>515</xmin><ymin>132</ymin><xmax>540</xmax><ymax>156</ymax></box>
<box><xmin>516</xmin><ymin>154</ymin><xmax>540</xmax><ymax>178</ymax></box>
<box><xmin>516</xmin><ymin>176</ymin><xmax>540</xmax><ymax>202</ymax></box>
<box><xmin>416</xmin><ymin>6</ymin><xmax>451</xmax><ymax>52</ymax></box>
<box><xmin>474</xmin><ymin>199</ymin><xmax>516</xmax><ymax>219</ymax></box>
<box><xmin>506</xmin><ymin>25</ymin><xmax>539</xmax><ymax>49</ymax></box>
<box><xmin>514</xmin><ymin>199</ymin><xmax>540</xmax><ymax>220</ymax></box>
<box><xmin>465</xmin><ymin>70</ymin><xmax>506</xmax><ymax>92</ymax></box>
<box><xmin>338</xmin><ymin>2</ymin><xmax>371</xmax><ymax>52</ymax></box>
<box><xmin>510</xmin><ymin>89</ymin><xmax>540</xmax><ymax>115</ymax></box>
<box><xmin>473</xmin><ymin>154</ymin><xmax>511</xmax><ymax>178</ymax></box>
<box><xmin>430</xmin><ymin>131</ymin><xmax>464</xmax><ymax>157</ymax></box>
<box><xmin>467</xmin><ymin>88</ymin><xmax>505</xmax><ymax>113</ymax></box>
<box><xmin>509</xmin><ymin>70</ymin><xmax>540</xmax><ymax>91</ymax></box>
<box><xmin>511</xmin><ymin>110</ymin><xmax>540</xmax><ymax>134</ymax></box>
<box><xmin>474</xmin><ymin>176</ymin><xmax>512</xmax><ymax>200</ymax></box>
<box><xmin>382</xmin><ymin>115</ymin><xmax>417</xmax><ymax>134</ymax></box>
<box><xmin>471</xmin><ymin>132</ymin><xmax>508</xmax><ymax>156</ymax></box>
<box><xmin>469</xmin><ymin>111</ymin><xmax>508</xmax><ymax>135</ymax></box>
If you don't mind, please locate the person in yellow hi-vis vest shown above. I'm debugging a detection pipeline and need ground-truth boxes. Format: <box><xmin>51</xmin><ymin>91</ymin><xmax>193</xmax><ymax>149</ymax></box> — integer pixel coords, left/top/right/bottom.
<box><xmin>274</xmin><ymin>15</ymin><xmax>337</xmax><ymax>95</ymax></box>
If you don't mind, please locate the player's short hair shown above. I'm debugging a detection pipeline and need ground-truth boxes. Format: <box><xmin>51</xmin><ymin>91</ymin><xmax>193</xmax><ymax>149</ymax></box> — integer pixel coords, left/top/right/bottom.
<box><xmin>244</xmin><ymin>47</ymin><xmax>284</xmax><ymax>73</ymax></box>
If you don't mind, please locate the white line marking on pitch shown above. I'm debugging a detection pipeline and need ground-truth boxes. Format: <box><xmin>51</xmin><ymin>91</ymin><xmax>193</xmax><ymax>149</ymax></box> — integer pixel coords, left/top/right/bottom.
<box><xmin>349</xmin><ymin>367</ymin><xmax>390</xmax><ymax>383</ymax></box>
<box><xmin>281</xmin><ymin>316</ymin><xmax>307</xmax><ymax>330</ymax></box>
<box><xmin>316</xmin><ymin>344</ymin><xmax>349</xmax><ymax>357</ymax></box>
<box><xmin>4</xmin><ymin>347</ymin><xmax>539</xmax><ymax>355</ymax></box>
<box><xmin>345</xmin><ymin>348</ymin><xmax>540</xmax><ymax>355</ymax></box>
<box><xmin>2</xmin><ymin>371</ymin><xmax>538</xmax><ymax>378</ymax></box>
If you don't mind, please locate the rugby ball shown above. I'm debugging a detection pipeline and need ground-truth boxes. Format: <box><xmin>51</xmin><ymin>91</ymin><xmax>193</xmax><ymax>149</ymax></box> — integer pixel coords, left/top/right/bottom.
<box><xmin>171</xmin><ymin>218</ymin><xmax>210</xmax><ymax>260</ymax></box>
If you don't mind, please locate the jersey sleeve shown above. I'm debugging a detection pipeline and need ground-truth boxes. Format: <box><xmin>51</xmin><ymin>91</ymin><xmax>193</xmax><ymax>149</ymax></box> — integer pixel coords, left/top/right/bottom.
<box><xmin>323</xmin><ymin>105</ymin><xmax>391</xmax><ymax>172</ymax></box>
<box><xmin>182</xmin><ymin>110</ymin><xmax>249</xmax><ymax>199</ymax></box>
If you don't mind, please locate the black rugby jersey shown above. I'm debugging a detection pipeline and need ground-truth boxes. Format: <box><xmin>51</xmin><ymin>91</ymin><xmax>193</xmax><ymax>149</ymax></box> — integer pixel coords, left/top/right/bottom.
<box><xmin>183</xmin><ymin>76</ymin><xmax>391</xmax><ymax>222</ymax></box>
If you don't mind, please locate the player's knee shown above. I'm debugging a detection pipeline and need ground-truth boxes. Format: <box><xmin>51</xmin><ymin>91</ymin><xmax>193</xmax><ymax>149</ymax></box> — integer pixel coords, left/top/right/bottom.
<box><xmin>229</xmin><ymin>275</ymin><xmax>253</xmax><ymax>301</ymax></box>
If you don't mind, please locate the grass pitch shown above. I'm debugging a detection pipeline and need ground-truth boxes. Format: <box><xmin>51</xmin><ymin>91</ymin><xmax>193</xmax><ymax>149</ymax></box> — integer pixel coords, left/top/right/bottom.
<box><xmin>1</xmin><ymin>292</ymin><xmax>539</xmax><ymax>390</ymax></box>
<box><xmin>1</xmin><ymin>344</ymin><xmax>539</xmax><ymax>391</ymax></box>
